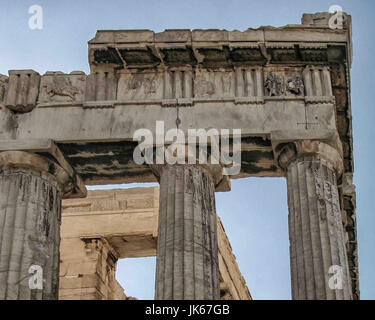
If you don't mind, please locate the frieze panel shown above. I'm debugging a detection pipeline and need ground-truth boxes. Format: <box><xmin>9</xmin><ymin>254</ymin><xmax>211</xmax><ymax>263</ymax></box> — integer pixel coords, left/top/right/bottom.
<box><xmin>117</xmin><ymin>72</ymin><xmax>163</xmax><ymax>101</ymax></box>
<box><xmin>2</xmin><ymin>66</ymin><xmax>336</xmax><ymax>109</ymax></box>
<box><xmin>38</xmin><ymin>71</ymin><xmax>86</xmax><ymax>104</ymax></box>
<box><xmin>194</xmin><ymin>69</ymin><xmax>218</xmax><ymax>97</ymax></box>
<box><xmin>264</xmin><ymin>68</ymin><xmax>304</xmax><ymax>98</ymax></box>
<box><xmin>194</xmin><ymin>69</ymin><xmax>239</xmax><ymax>99</ymax></box>
<box><xmin>118</xmin><ymin>68</ymin><xmax>265</xmax><ymax>106</ymax></box>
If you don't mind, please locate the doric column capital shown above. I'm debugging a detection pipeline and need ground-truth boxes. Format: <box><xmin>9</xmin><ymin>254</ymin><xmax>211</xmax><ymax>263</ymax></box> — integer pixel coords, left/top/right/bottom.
<box><xmin>0</xmin><ymin>150</ymin><xmax>78</xmax><ymax>197</ymax></box>
<box><xmin>277</xmin><ymin>140</ymin><xmax>344</xmax><ymax>174</ymax></box>
<box><xmin>149</xmin><ymin>163</ymin><xmax>230</xmax><ymax>192</ymax></box>
<box><xmin>146</xmin><ymin>144</ymin><xmax>231</xmax><ymax>192</ymax></box>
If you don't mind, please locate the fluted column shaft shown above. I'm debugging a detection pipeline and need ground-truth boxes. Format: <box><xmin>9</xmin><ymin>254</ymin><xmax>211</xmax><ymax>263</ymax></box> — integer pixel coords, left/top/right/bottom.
<box><xmin>155</xmin><ymin>164</ymin><xmax>220</xmax><ymax>300</ymax></box>
<box><xmin>0</xmin><ymin>151</ymin><xmax>72</xmax><ymax>300</ymax></box>
<box><xmin>286</xmin><ymin>155</ymin><xmax>352</xmax><ymax>300</ymax></box>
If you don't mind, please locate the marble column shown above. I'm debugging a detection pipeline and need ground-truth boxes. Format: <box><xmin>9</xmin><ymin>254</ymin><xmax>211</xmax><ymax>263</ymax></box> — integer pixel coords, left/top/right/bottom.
<box><xmin>278</xmin><ymin>141</ymin><xmax>352</xmax><ymax>300</ymax></box>
<box><xmin>0</xmin><ymin>151</ymin><xmax>72</xmax><ymax>300</ymax></box>
<box><xmin>154</xmin><ymin>164</ymin><xmax>220</xmax><ymax>300</ymax></box>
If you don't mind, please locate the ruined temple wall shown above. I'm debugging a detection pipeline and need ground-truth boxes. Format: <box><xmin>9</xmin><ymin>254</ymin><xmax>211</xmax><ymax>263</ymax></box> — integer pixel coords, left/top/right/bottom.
<box><xmin>59</xmin><ymin>187</ymin><xmax>251</xmax><ymax>300</ymax></box>
<box><xmin>59</xmin><ymin>237</ymin><xmax>127</xmax><ymax>300</ymax></box>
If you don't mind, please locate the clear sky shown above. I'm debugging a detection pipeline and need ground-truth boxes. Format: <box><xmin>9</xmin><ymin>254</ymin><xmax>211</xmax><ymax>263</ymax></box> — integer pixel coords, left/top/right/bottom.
<box><xmin>0</xmin><ymin>0</ymin><xmax>374</xmax><ymax>300</ymax></box>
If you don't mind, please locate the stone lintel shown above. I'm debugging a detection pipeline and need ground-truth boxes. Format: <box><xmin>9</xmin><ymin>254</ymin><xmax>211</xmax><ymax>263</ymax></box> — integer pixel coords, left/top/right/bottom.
<box><xmin>271</xmin><ymin>129</ymin><xmax>336</xmax><ymax>142</ymax></box>
<box><xmin>62</xmin><ymin>187</ymin><xmax>159</xmax><ymax>258</ymax></box>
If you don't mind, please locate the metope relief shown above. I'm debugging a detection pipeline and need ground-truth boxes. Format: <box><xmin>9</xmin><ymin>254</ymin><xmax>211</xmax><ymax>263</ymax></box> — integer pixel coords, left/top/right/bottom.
<box><xmin>264</xmin><ymin>72</ymin><xmax>285</xmax><ymax>97</ymax></box>
<box><xmin>264</xmin><ymin>69</ymin><xmax>305</xmax><ymax>98</ymax></box>
<box><xmin>118</xmin><ymin>72</ymin><xmax>163</xmax><ymax>101</ymax></box>
<box><xmin>194</xmin><ymin>70</ymin><xmax>216</xmax><ymax>97</ymax></box>
<box><xmin>286</xmin><ymin>74</ymin><xmax>304</xmax><ymax>95</ymax></box>
<box><xmin>39</xmin><ymin>71</ymin><xmax>86</xmax><ymax>104</ymax></box>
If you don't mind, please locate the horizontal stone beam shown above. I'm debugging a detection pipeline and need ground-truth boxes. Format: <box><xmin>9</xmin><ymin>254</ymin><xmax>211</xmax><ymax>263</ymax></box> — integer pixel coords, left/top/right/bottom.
<box><xmin>0</xmin><ymin>64</ymin><xmax>341</xmax><ymax>183</ymax></box>
<box><xmin>0</xmin><ymin>103</ymin><xmax>336</xmax><ymax>142</ymax></box>
<box><xmin>61</xmin><ymin>188</ymin><xmax>160</xmax><ymax>256</ymax></box>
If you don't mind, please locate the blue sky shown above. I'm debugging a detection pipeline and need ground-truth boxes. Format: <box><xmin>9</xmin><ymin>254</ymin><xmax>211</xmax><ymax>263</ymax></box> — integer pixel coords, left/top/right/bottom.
<box><xmin>0</xmin><ymin>0</ymin><xmax>374</xmax><ymax>300</ymax></box>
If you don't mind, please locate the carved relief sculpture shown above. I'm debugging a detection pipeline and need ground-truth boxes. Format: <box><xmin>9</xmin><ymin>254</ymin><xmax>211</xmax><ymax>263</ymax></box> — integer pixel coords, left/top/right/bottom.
<box><xmin>194</xmin><ymin>70</ymin><xmax>216</xmax><ymax>97</ymax></box>
<box><xmin>265</xmin><ymin>71</ymin><xmax>304</xmax><ymax>97</ymax></box>
<box><xmin>47</xmin><ymin>75</ymin><xmax>81</xmax><ymax>100</ymax></box>
<box><xmin>118</xmin><ymin>73</ymin><xmax>162</xmax><ymax>101</ymax></box>
<box><xmin>38</xmin><ymin>72</ymin><xmax>85</xmax><ymax>104</ymax></box>
<box><xmin>264</xmin><ymin>72</ymin><xmax>284</xmax><ymax>96</ymax></box>
<box><xmin>0</xmin><ymin>75</ymin><xmax>8</xmax><ymax>102</ymax></box>
<box><xmin>128</xmin><ymin>74</ymin><xmax>157</xmax><ymax>95</ymax></box>
<box><xmin>287</xmin><ymin>74</ymin><xmax>304</xmax><ymax>95</ymax></box>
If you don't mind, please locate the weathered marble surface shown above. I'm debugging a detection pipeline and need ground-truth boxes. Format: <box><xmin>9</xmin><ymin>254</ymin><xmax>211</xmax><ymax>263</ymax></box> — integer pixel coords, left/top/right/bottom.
<box><xmin>0</xmin><ymin>11</ymin><xmax>358</xmax><ymax>300</ymax></box>
<box><xmin>287</xmin><ymin>156</ymin><xmax>352</xmax><ymax>299</ymax></box>
<box><xmin>155</xmin><ymin>165</ymin><xmax>220</xmax><ymax>300</ymax></box>
<box><xmin>0</xmin><ymin>152</ymin><xmax>69</xmax><ymax>299</ymax></box>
